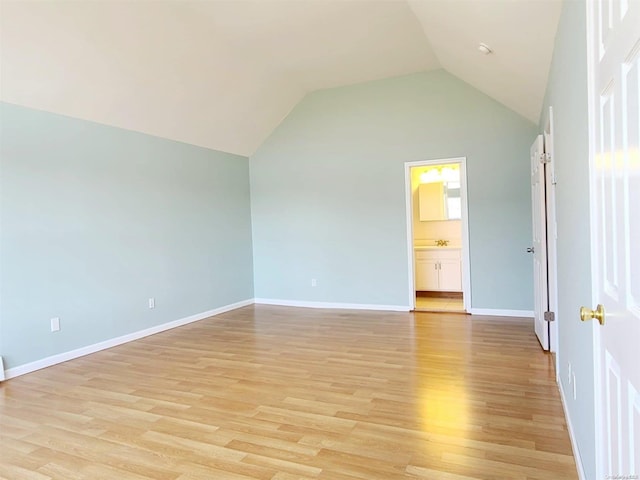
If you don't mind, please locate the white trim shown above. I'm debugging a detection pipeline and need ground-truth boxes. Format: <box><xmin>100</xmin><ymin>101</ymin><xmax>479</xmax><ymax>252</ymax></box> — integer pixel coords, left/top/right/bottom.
<box><xmin>3</xmin><ymin>298</ymin><xmax>254</xmax><ymax>381</ymax></box>
<box><xmin>459</xmin><ymin>160</ymin><xmax>472</xmax><ymax>312</ymax></box>
<box><xmin>404</xmin><ymin>157</ymin><xmax>472</xmax><ymax>312</ymax></box>
<box><xmin>468</xmin><ymin>308</ymin><xmax>534</xmax><ymax>318</ymax></box>
<box><xmin>586</xmin><ymin>2</ymin><xmax>605</xmax><ymax>478</ymax></box>
<box><xmin>255</xmin><ymin>298</ymin><xmax>410</xmax><ymax>312</ymax></box>
<box><xmin>559</xmin><ymin>379</ymin><xmax>587</xmax><ymax>480</ymax></box>
<box><xmin>404</xmin><ymin>164</ymin><xmax>416</xmax><ymax>310</ymax></box>
<box><xmin>544</xmin><ymin>106</ymin><xmax>559</xmax><ymax>357</ymax></box>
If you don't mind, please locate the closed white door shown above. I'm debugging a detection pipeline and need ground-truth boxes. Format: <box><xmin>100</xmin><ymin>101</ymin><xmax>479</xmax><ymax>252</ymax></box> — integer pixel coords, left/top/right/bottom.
<box><xmin>530</xmin><ymin>135</ymin><xmax>549</xmax><ymax>350</ymax></box>
<box><xmin>587</xmin><ymin>0</ymin><xmax>640</xmax><ymax>477</ymax></box>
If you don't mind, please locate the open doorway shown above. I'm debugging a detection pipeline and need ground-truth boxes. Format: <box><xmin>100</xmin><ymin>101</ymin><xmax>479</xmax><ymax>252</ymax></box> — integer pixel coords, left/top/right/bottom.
<box><xmin>405</xmin><ymin>158</ymin><xmax>471</xmax><ymax>312</ymax></box>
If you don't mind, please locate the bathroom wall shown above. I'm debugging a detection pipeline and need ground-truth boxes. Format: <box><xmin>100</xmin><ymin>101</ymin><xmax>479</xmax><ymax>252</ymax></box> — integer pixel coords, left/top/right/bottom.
<box><xmin>414</xmin><ymin>220</ymin><xmax>462</xmax><ymax>246</ymax></box>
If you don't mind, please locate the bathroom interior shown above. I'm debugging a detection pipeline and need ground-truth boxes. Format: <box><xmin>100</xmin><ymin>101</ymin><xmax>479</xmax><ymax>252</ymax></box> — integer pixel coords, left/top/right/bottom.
<box><xmin>411</xmin><ymin>163</ymin><xmax>465</xmax><ymax>312</ymax></box>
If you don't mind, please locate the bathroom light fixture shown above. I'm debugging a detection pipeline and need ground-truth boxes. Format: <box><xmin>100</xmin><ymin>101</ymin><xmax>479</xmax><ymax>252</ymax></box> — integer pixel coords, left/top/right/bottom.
<box><xmin>441</xmin><ymin>167</ymin><xmax>458</xmax><ymax>182</ymax></box>
<box><xmin>419</xmin><ymin>164</ymin><xmax>460</xmax><ymax>184</ymax></box>
<box><xmin>478</xmin><ymin>42</ymin><xmax>493</xmax><ymax>55</ymax></box>
<box><xmin>420</xmin><ymin>170</ymin><xmax>440</xmax><ymax>183</ymax></box>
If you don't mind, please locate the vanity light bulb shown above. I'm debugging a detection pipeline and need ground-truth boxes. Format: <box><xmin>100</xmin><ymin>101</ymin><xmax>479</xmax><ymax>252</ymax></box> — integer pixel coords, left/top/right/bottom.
<box><xmin>420</xmin><ymin>170</ymin><xmax>440</xmax><ymax>183</ymax></box>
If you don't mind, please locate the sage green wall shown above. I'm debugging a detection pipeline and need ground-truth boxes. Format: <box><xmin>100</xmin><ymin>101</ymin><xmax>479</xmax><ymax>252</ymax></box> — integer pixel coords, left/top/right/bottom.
<box><xmin>250</xmin><ymin>70</ymin><xmax>537</xmax><ymax>309</ymax></box>
<box><xmin>539</xmin><ymin>1</ymin><xmax>595</xmax><ymax>478</ymax></box>
<box><xmin>0</xmin><ymin>102</ymin><xmax>254</xmax><ymax>370</ymax></box>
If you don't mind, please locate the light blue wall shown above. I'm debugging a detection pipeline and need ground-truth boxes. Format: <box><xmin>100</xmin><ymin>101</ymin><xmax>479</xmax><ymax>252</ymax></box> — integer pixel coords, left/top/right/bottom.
<box><xmin>0</xmin><ymin>102</ymin><xmax>254</xmax><ymax>370</ymax></box>
<box><xmin>539</xmin><ymin>1</ymin><xmax>595</xmax><ymax>478</ymax></box>
<box><xmin>250</xmin><ymin>70</ymin><xmax>537</xmax><ymax>309</ymax></box>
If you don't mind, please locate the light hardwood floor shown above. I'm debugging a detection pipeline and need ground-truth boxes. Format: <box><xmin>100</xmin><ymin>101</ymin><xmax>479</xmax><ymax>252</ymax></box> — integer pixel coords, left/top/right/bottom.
<box><xmin>414</xmin><ymin>296</ymin><xmax>465</xmax><ymax>313</ymax></box>
<box><xmin>0</xmin><ymin>305</ymin><xmax>577</xmax><ymax>479</ymax></box>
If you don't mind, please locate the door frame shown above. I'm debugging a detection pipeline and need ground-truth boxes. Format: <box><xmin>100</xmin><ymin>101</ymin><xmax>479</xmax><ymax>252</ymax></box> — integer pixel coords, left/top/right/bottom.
<box><xmin>585</xmin><ymin>4</ymin><xmax>604</xmax><ymax>476</ymax></box>
<box><xmin>530</xmin><ymin>134</ymin><xmax>549</xmax><ymax>349</ymax></box>
<box><xmin>543</xmin><ymin>107</ymin><xmax>559</xmax><ymax>358</ymax></box>
<box><xmin>404</xmin><ymin>157</ymin><xmax>471</xmax><ymax>311</ymax></box>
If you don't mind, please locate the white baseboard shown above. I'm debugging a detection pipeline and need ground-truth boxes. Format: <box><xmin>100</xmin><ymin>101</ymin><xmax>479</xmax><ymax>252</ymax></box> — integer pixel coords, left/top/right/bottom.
<box><xmin>468</xmin><ymin>308</ymin><xmax>534</xmax><ymax>318</ymax></box>
<box><xmin>3</xmin><ymin>298</ymin><xmax>254</xmax><ymax>381</ymax></box>
<box><xmin>255</xmin><ymin>298</ymin><xmax>410</xmax><ymax>312</ymax></box>
<box><xmin>558</xmin><ymin>379</ymin><xmax>586</xmax><ymax>480</ymax></box>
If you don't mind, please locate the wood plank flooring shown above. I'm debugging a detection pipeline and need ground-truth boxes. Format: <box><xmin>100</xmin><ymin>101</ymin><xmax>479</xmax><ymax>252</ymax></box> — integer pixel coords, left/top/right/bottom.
<box><xmin>0</xmin><ymin>305</ymin><xmax>577</xmax><ymax>479</ymax></box>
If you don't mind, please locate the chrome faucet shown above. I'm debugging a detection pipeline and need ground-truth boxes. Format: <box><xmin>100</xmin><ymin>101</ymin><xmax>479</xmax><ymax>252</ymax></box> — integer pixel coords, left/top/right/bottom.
<box><xmin>436</xmin><ymin>239</ymin><xmax>449</xmax><ymax>247</ymax></box>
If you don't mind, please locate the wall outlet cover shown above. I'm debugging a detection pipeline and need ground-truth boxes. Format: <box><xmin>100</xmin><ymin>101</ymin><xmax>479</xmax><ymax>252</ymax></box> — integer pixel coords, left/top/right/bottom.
<box><xmin>50</xmin><ymin>317</ymin><xmax>60</xmax><ymax>332</ymax></box>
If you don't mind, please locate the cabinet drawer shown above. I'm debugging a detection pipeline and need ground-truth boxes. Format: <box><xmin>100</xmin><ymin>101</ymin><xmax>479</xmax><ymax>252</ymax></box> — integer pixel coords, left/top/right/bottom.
<box><xmin>415</xmin><ymin>249</ymin><xmax>461</xmax><ymax>261</ymax></box>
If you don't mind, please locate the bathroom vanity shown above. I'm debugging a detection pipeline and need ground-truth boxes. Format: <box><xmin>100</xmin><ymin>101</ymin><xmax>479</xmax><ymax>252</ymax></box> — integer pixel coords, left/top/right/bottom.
<box><xmin>414</xmin><ymin>246</ymin><xmax>462</xmax><ymax>292</ymax></box>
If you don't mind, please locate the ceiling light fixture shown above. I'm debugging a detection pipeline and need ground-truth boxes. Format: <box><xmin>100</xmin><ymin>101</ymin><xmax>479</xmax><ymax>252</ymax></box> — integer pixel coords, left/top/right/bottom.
<box><xmin>478</xmin><ymin>43</ymin><xmax>493</xmax><ymax>55</ymax></box>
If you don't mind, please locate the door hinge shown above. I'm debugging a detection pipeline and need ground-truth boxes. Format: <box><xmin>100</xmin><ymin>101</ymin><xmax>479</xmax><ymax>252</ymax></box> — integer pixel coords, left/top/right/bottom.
<box><xmin>539</xmin><ymin>153</ymin><xmax>551</xmax><ymax>164</ymax></box>
<box><xmin>544</xmin><ymin>311</ymin><xmax>555</xmax><ymax>322</ymax></box>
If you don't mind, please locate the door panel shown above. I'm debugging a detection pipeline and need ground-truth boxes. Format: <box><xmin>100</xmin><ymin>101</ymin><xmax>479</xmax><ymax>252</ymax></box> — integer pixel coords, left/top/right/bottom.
<box><xmin>588</xmin><ymin>0</ymin><xmax>640</xmax><ymax>476</ymax></box>
<box><xmin>530</xmin><ymin>135</ymin><xmax>549</xmax><ymax>350</ymax></box>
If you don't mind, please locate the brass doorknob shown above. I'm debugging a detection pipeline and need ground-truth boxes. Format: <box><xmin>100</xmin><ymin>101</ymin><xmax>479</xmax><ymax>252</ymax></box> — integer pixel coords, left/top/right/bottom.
<box><xmin>580</xmin><ymin>304</ymin><xmax>605</xmax><ymax>326</ymax></box>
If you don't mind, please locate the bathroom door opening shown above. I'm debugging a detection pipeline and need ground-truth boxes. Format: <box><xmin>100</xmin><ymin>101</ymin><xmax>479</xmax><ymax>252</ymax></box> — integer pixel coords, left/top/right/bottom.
<box><xmin>404</xmin><ymin>158</ymin><xmax>471</xmax><ymax>312</ymax></box>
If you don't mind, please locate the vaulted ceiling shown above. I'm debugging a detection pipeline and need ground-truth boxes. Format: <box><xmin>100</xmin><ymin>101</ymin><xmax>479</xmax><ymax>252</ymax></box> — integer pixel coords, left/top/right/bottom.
<box><xmin>0</xmin><ymin>0</ymin><xmax>561</xmax><ymax>156</ymax></box>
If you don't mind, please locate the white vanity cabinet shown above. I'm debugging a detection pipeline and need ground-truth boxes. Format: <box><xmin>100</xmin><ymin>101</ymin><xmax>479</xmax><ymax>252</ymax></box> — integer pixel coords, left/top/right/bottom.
<box><xmin>414</xmin><ymin>248</ymin><xmax>462</xmax><ymax>292</ymax></box>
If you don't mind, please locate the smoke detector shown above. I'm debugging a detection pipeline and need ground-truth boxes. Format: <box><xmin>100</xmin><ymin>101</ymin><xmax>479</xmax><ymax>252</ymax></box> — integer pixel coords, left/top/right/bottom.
<box><xmin>478</xmin><ymin>43</ymin><xmax>493</xmax><ymax>55</ymax></box>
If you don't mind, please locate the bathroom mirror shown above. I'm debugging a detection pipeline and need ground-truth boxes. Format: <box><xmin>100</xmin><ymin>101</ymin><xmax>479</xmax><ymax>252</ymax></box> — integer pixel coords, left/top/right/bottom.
<box><xmin>418</xmin><ymin>180</ymin><xmax>462</xmax><ymax>221</ymax></box>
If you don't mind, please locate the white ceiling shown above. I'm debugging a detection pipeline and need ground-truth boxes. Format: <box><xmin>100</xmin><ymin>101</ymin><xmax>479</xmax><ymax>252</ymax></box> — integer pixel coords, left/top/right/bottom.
<box><xmin>0</xmin><ymin>0</ymin><xmax>561</xmax><ymax>157</ymax></box>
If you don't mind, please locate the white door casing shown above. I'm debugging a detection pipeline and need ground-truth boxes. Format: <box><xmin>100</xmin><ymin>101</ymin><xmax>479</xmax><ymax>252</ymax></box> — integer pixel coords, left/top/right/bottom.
<box><xmin>587</xmin><ymin>0</ymin><xmax>640</xmax><ymax>477</ymax></box>
<box><xmin>404</xmin><ymin>157</ymin><xmax>471</xmax><ymax>311</ymax></box>
<box><xmin>543</xmin><ymin>108</ymin><xmax>560</xmax><ymax>356</ymax></box>
<box><xmin>530</xmin><ymin>135</ymin><xmax>550</xmax><ymax>350</ymax></box>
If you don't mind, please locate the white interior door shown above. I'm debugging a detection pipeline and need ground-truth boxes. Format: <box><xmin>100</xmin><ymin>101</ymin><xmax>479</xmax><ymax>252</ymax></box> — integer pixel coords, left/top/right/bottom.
<box><xmin>530</xmin><ymin>135</ymin><xmax>549</xmax><ymax>350</ymax></box>
<box><xmin>587</xmin><ymin>0</ymin><xmax>640</xmax><ymax>477</ymax></box>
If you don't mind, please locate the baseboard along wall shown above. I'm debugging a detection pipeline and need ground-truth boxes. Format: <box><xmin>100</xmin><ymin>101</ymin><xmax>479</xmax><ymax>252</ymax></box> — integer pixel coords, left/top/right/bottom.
<box><xmin>2</xmin><ymin>299</ymin><xmax>254</xmax><ymax>381</ymax></box>
<box><xmin>1</xmin><ymin>300</ymin><xmax>535</xmax><ymax>381</ymax></box>
<box><xmin>254</xmin><ymin>298</ymin><xmax>410</xmax><ymax>312</ymax></box>
<box><xmin>558</xmin><ymin>379</ymin><xmax>587</xmax><ymax>480</ymax></box>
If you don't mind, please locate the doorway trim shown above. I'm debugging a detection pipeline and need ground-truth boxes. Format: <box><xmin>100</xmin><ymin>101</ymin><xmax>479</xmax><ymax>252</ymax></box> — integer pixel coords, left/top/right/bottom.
<box><xmin>543</xmin><ymin>107</ymin><xmax>559</xmax><ymax>357</ymax></box>
<box><xmin>404</xmin><ymin>157</ymin><xmax>471</xmax><ymax>311</ymax></box>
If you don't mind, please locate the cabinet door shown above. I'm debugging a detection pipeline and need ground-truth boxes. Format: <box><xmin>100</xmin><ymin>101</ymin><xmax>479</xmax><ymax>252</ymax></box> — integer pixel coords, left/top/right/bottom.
<box><xmin>438</xmin><ymin>259</ymin><xmax>462</xmax><ymax>291</ymax></box>
<box><xmin>415</xmin><ymin>258</ymin><xmax>439</xmax><ymax>291</ymax></box>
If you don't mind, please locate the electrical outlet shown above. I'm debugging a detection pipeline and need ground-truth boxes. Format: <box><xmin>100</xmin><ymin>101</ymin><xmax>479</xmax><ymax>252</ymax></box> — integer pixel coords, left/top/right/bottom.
<box><xmin>148</xmin><ymin>298</ymin><xmax>155</xmax><ymax>309</ymax></box>
<box><xmin>50</xmin><ymin>317</ymin><xmax>60</xmax><ymax>332</ymax></box>
<box><xmin>573</xmin><ymin>372</ymin><xmax>577</xmax><ymax>400</ymax></box>
<box><xmin>311</xmin><ymin>279</ymin><xmax>317</xmax><ymax>287</ymax></box>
